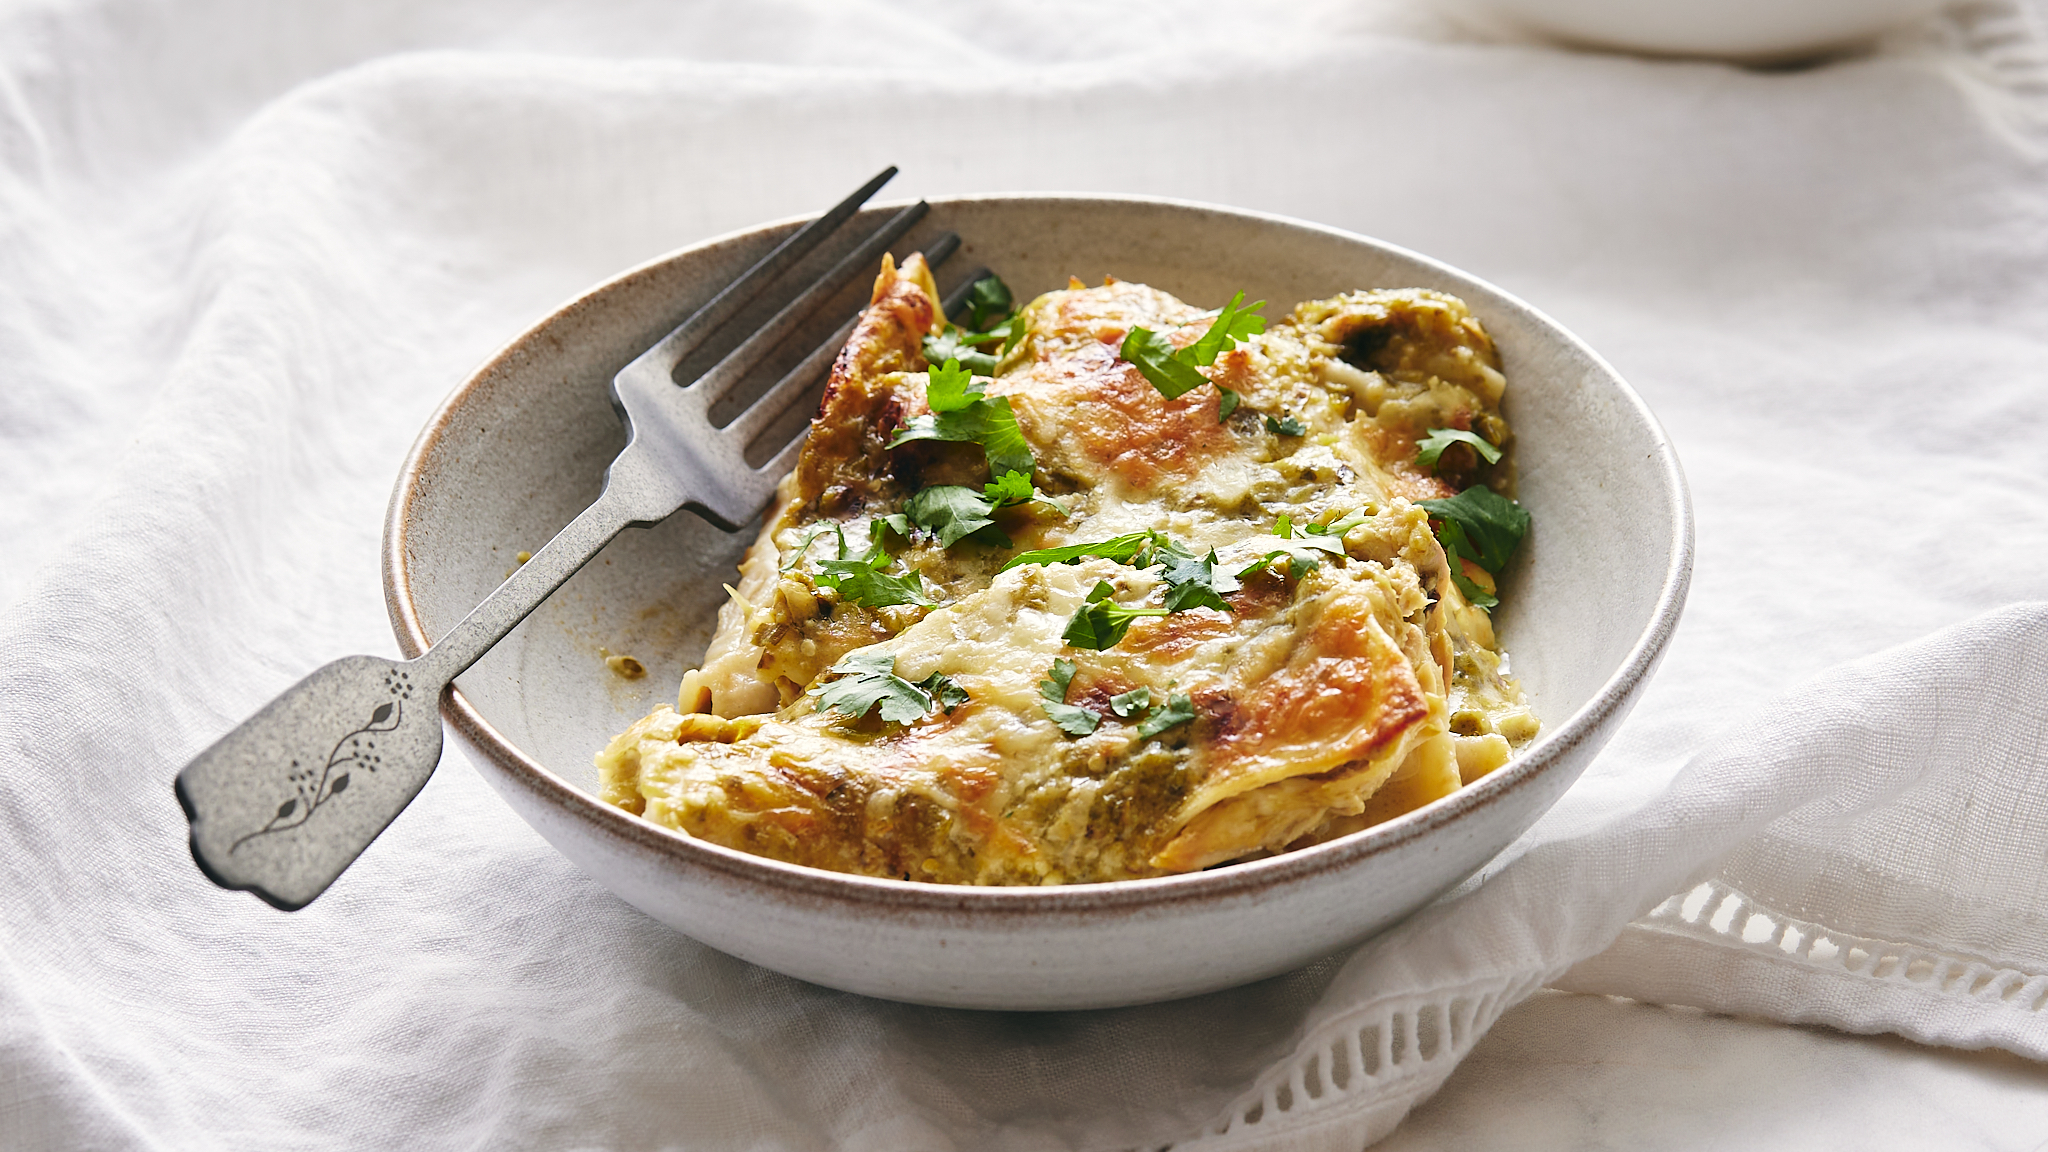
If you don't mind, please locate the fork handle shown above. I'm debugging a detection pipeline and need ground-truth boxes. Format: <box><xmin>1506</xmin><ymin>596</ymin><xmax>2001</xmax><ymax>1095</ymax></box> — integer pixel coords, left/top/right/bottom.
<box><xmin>178</xmin><ymin>452</ymin><xmax>686</xmax><ymax>909</ymax></box>
<box><xmin>415</xmin><ymin>450</ymin><xmax>685</xmax><ymax>682</ymax></box>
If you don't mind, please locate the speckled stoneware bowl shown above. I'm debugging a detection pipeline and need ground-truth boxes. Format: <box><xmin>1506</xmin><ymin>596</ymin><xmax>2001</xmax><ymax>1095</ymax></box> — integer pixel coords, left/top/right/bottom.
<box><xmin>384</xmin><ymin>195</ymin><xmax>1692</xmax><ymax>1010</ymax></box>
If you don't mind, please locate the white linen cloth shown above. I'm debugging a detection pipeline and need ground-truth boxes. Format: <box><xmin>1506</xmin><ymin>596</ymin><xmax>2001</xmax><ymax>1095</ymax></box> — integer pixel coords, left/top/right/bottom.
<box><xmin>4</xmin><ymin>1</ymin><xmax>2047</xmax><ymax>1148</ymax></box>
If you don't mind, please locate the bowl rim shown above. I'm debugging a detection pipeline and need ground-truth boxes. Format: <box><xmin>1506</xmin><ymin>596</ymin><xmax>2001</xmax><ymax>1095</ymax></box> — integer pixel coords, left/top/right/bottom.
<box><xmin>383</xmin><ymin>191</ymin><xmax>1693</xmax><ymax>917</ymax></box>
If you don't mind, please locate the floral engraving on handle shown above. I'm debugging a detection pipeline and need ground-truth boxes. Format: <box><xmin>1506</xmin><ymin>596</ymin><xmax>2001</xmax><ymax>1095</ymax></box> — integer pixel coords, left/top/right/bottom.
<box><xmin>230</xmin><ymin>668</ymin><xmax>412</xmax><ymax>852</ymax></box>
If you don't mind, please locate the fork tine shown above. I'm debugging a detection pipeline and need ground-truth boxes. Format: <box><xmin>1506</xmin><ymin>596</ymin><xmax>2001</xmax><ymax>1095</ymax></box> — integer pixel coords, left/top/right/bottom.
<box><xmin>740</xmin><ymin>232</ymin><xmax>964</xmax><ymax>471</ymax></box>
<box><xmin>691</xmin><ymin>199</ymin><xmax>930</xmax><ymax>406</ymax></box>
<box><xmin>728</xmin><ymin>313</ymin><xmax>860</xmax><ymax>451</ymax></box>
<box><xmin>633</xmin><ymin>167</ymin><xmax>899</xmax><ymax>372</ymax></box>
<box><xmin>940</xmin><ymin>266</ymin><xmax>991</xmax><ymax>321</ymax></box>
<box><xmin>923</xmin><ymin>232</ymin><xmax>961</xmax><ymax>276</ymax></box>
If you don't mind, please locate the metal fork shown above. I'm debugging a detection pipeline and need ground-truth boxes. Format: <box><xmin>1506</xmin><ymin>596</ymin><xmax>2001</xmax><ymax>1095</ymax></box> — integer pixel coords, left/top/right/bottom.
<box><xmin>177</xmin><ymin>168</ymin><xmax>958</xmax><ymax>911</ymax></box>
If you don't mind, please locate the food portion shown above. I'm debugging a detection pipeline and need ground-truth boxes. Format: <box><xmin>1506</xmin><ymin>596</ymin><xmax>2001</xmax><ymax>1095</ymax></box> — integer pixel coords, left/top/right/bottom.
<box><xmin>596</xmin><ymin>255</ymin><xmax>1539</xmax><ymax>884</ymax></box>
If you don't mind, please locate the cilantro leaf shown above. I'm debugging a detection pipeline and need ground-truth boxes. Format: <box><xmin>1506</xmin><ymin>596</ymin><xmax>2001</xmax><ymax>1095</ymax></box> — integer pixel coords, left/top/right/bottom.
<box><xmin>1109</xmin><ymin>687</ymin><xmax>1151</xmax><ymax>718</ymax></box>
<box><xmin>809</xmin><ymin>650</ymin><xmax>936</xmax><ymax>724</ymax></box>
<box><xmin>906</xmin><ymin>485</ymin><xmax>999</xmax><ymax>548</ymax></box>
<box><xmin>922</xmin><ymin>326</ymin><xmax>999</xmax><ymax>375</ymax></box>
<box><xmin>916</xmin><ymin>671</ymin><xmax>970</xmax><ymax>714</ymax></box>
<box><xmin>887</xmin><ymin>360</ymin><xmax>1037</xmax><ymax>479</ymax></box>
<box><xmin>781</xmin><ymin>526</ymin><xmax>825</xmax><ymax>572</ymax></box>
<box><xmin>1216</xmin><ymin>387</ymin><xmax>1241</xmax><ymax>422</ymax></box>
<box><xmin>964</xmin><ymin>274</ymin><xmax>1015</xmax><ymax>331</ymax></box>
<box><xmin>922</xmin><ymin>359</ymin><xmax>981</xmax><ymax>412</ymax></box>
<box><xmin>1238</xmin><ymin>550</ymin><xmax>1313</xmax><ymax>582</ymax></box>
<box><xmin>1005</xmin><ymin>531</ymin><xmax>1238</xmax><ymax>614</ymax></box>
<box><xmin>1119</xmin><ymin>326</ymin><xmax>1210</xmax><ymax>399</ymax></box>
<box><xmin>1136</xmin><ymin>691</ymin><xmax>1195</xmax><ymax>738</ymax></box>
<box><xmin>973</xmin><ymin>413</ymin><xmax>1038</xmax><ymax>480</ymax></box>
<box><xmin>1235</xmin><ymin>526</ymin><xmax>1345</xmax><ymax>582</ymax></box>
<box><xmin>1447</xmin><ymin>565</ymin><xmax>1500</xmax><ymax>610</ymax></box>
<box><xmin>1039</xmin><ymin>657</ymin><xmax>1101</xmax><ymax>736</ymax></box>
<box><xmin>1063</xmin><ymin>580</ymin><xmax>1168</xmax><ymax>650</ymax></box>
<box><xmin>920</xmin><ymin>276</ymin><xmax>1022</xmax><ymax>373</ymax></box>
<box><xmin>983</xmin><ymin>469</ymin><xmax>1065</xmax><ymax>516</ymax></box>
<box><xmin>1159</xmin><ymin>547</ymin><xmax>1238</xmax><ymax>612</ymax></box>
<box><xmin>899</xmin><ymin>470</ymin><xmax>1062</xmax><ymax>552</ymax></box>
<box><xmin>1303</xmin><ymin>509</ymin><xmax>1369</xmax><ymax>537</ymax></box>
<box><xmin>1419</xmin><ymin>486</ymin><xmax>1529</xmax><ymax>575</ymax></box>
<box><xmin>1185</xmin><ymin>292</ymin><xmax>1266</xmax><ymax>367</ymax></box>
<box><xmin>1415</xmin><ymin>428</ymin><xmax>1503</xmax><ymax>470</ymax></box>
<box><xmin>816</xmin><ymin>561</ymin><xmax>930</xmax><ymax>608</ymax></box>
<box><xmin>1001</xmin><ymin>531</ymin><xmax>1159</xmax><ymax>572</ymax></box>
<box><xmin>812</xmin><ymin>522</ymin><xmax>933</xmax><ymax>608</ymax></box>
<box><xmin>1264</xmin><ymin>413</ymin><xmax>1307</xmax><ymax>436</ymax></box>
<box><xmin>1277</xmin><ymin>519</ymin><xmax>1343</xmax><ymax>553</ymax></box>
<box><xmin>1120</xmin><ymin>291</ymin><xmax>1269</xmax><ymax>404</ymax></box>
<box><xmin>983</xmin><ymin>470</ymin><xmax>1034</xmax><ymax>506</ymax></box>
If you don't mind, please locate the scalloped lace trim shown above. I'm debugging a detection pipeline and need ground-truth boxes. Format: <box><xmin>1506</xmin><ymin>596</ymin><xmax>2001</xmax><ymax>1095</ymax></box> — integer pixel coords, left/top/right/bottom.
<box><xmin>1152</xmin><ymin>876</ymin><xmax>2048</xmax><ymax>1152</ymax></box>
<box><xmin>1630</xmin><ymin>879</ymin><xmax>2048</xmax><ymax>1007</ymax></box>
<box><xmin>1160</xmin><ymin>971</ymin><xmax>1554</xmax><ymax>1152</ymax></box>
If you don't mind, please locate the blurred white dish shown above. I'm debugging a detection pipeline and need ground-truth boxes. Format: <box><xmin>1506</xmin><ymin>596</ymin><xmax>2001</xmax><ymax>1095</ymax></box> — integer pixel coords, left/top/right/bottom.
<box><xmin>1449</xmin><ymin>0</ymin><xmax>1949</xmax><ymax>61</ymax></box>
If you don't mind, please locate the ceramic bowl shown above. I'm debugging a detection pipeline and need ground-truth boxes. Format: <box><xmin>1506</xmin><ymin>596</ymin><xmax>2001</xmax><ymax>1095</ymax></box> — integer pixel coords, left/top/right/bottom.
<box><xmin>1446</xmin><ymin>0</ymin><xmax>1947</xmax><ymax>62</ymax></box>
<box><xmin>384</xmin><ymin>195</ymin><xmax>1692</xmax><ymax>1010</ymax></box>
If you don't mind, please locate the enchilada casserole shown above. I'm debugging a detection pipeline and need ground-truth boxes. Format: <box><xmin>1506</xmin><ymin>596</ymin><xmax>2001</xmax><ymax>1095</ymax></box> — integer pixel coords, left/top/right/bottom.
<box><xmin>595</xmin><ymin>254</ymin><xmax>1538</xmax><ymax>884</ymax></box>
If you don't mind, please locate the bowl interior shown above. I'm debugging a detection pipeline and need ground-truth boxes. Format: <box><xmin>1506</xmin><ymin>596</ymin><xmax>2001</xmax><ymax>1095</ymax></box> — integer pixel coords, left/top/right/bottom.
<box><xmin>390</xmin><ymin>195</ymin><xmax>1686</xmax><ymax>876</ymax></box>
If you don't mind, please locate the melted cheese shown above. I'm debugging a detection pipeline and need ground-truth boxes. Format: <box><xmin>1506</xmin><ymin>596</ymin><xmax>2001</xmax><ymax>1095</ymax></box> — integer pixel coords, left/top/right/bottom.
<box><xmin>597</xmin><ymin>258</ymin><xmax>1538</xmax><ymax>884</ymax></box>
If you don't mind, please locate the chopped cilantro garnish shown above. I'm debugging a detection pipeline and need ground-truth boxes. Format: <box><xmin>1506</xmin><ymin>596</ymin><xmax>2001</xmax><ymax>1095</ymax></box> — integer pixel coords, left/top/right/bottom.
<box><xmin>812</xmin><ymin>522</ymin><xmax>932</xmax><ymax>609</ymax></box>
<box><xmin>1118</xmin><ymin>291</ymin><xmax>1267</xmax><ymax>404</ymax></box>
<box><xmin>1039</xmin><ymin>657</ymin><xmax>1101</xmax><ymax>736</ymax></box>
<box><xmin>1236</xmin><ymin>521</ymin><xmax>1346</xmax><ymax>582</ymax></box>
<box><xmin>1159</xmin><ymin>546</ymin><xmax>1239</xmax><ymax>612</ymax></box>
<box><xmin>901</xmin><ymin>470</ymin><xmax>1062</xmax><ymax>550</ymax></box>
<box><xmin>916</xmin><ymin>671</ymin><xmax>970</xmax><ymax>714</ymax></box>
<box><xmin>1108</xmin><ymin>686</ymin><xmax>1151</xmax><ymax>718</ymax></box>
<box><xmin>982</xmin><ymin>469</ymin><xmax>1034</xmax><ymax>506</ymax></box>
<box><xmin>1136</xmin><ymin>691</ymin><xmax>1195</xmax><ymax>738</ymax></box>
<box><xmin>1187</xmin><ymin>293</ymin><xmax>1267</xmax><ymax>365</ymax></box>
<box><xmin>810</xmin><ymin>650</ymin><xmax>939</xmax><ymax>724</ymax></box>
<box><xmin>887</xmin><ymin>359</ymin><xmax>1036</xmax><ymax>479</ymax></box>
<box><xmin>922</xmin><ymin>326</ymin><xmax>1000</xmax><ymax>375</ymax></box>
<box><xmin>1006</xmin><ymin>531</ymin><xmax>1238</xmax><ymax>613</ymax></box>
<box><xmin>1415</xmin><ymin>428</ymin><xmax>1502</xmax><ymax>470</ymax></box>
<box><xmin>1420</xmin><ymin>485</ymin><xmax>1529</xmax><ymax>610</ymax></box>
<box><xmin>781</xmin><ymin>526</ymin><xmax>825</xmax><ymax>572</ymax></box>
<box><xmin>1216</xmin><ymin>387</ymin><xmax>1241</xmax><ymax>422</ymax></box>
<box><xmin>922</xmin><ymin>358</ymin><xmax>978</xmax><ymax>411</ymax></box>
<box><xmin>1448</xmin><ymin>569</ymin><xmax>1498</xmax><ymax>609</ymax></box>
<box><xmin>1120</xmin><ymin>327</ymin><xmax>1208</xmax><ymax>399</ymax></box>
<box><xmin>906</xmin><ymin>485</ymin><xmax>1002</xmax><ymax>548</ymax></box>
<box><xmin>919</xmin><ymin>276</ymin><xmax>1024</xmax><ymax>374</ymax></box>
<box><xmin>1063</xmin><ymin>580</ymin><xmax>1169</xmax><ymax>650</ymax></box>
<box><xmin>991</xmin><ymin>310</ymin><xmax>1028</xmax><ymax>356</ymax></box>
<box><xmin>1419</xmin><ymin>486</ymin><xmax>1529</xmax><ymax>575</ymax></box>
<box><xmin>963</xmin><ymin>274</ymin><xmax>1015</xmax><ymax>331</ymax></box>
<box><xmin>984</xmin><ymin>470</ymin><xmax>1066</xmax><ymax>516</ymax></box>
<box><xmin>1264</xmin><ymin>413</ymin><xmax>1307</xmax><ymax>436</ymax></box>
<box><xmin>1238</xmin><ymin>551</ymin><xmax>1315</xmax><ymax>582</ymax></box>
<box><xmin>1302</xmin><ymin>509</ymin><xmax>1369</xmax><ymax>537</ymax></box>
<box><xmin>1001</xmin><ymin>531</ymin><xmax>1160</xmax><ymax>572</ymax></box>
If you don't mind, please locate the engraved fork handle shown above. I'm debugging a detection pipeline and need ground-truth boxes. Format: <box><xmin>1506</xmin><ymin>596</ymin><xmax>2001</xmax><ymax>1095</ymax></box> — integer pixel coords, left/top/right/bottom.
<box><xmin>176</xmin><ymin>467</ymin><xmax>673</xmax><ymax>911</ymax></box>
